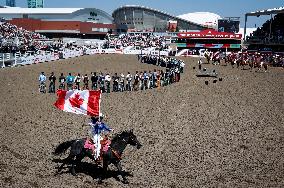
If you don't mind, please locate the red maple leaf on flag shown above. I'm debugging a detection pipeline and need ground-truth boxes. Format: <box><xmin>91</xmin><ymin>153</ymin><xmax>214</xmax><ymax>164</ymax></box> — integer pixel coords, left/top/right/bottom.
<box><xmin>69</xmin><ymin>93</ymin><xmax>84</xmax><ymax>108</ymax></box>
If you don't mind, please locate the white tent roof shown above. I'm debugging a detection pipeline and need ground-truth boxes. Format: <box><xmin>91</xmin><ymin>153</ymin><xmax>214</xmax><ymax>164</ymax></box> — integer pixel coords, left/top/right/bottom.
<box><xmin>177</xmin><ymin>12</ymin><xmax>221</xmax><ymax>26</ymax></box>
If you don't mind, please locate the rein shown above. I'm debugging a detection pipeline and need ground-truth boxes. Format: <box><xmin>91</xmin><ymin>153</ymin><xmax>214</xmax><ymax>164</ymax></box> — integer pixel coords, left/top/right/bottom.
<box><xmin>110</xmin><ymin>148</ymin><xmax>122</xmax><ymax>160</ymax></box>
<box><xmin>110</xmin><ymin>138</ymin><xmax>127</xmax><ymax>160</ymax></box>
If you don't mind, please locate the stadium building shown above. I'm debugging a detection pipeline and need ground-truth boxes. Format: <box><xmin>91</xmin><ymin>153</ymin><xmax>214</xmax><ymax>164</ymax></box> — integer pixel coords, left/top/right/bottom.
<box><xmin>112</xmin><ymin>5</ymin><xmax>216</xmax><ymax>32</ymax></box>
<box><xmin>0</xmin><ymin>7</ymin><xmax>115</xmax><ymax>38</ymax></box>
<box><xmin>0</xmin><ymin>4</ymin><xmax>244</xmax><ymax>45</ymax></box>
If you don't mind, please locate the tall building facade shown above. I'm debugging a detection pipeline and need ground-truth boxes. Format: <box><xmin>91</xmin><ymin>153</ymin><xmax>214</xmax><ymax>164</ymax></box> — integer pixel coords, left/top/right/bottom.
<box><xmin>6</xmin><ymin>0</ymin><xmax>16</xmax><ymax>7</ymax></box>
<box><xmin>27</xmin><ymin>0</ymin><xmax>44</xmax><ymax>8</ymax></box>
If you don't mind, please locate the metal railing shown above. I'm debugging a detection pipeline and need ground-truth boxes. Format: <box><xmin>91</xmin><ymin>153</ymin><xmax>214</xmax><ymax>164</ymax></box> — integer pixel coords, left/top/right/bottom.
<box><xmin>0</xmin><ymin>53</ymin><xmax>17</xmax><ymax>68</ymax></box>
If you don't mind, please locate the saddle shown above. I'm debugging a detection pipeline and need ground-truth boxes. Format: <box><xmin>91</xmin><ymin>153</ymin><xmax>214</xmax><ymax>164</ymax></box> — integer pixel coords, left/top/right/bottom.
<box><xmin>100</xmin><ymin>138</ymin><xmax>111</xmax><ymax>152</ymax></box>
<box><xmin>84</xmin><ymin>137</ymin><xmax>111</xmax><ymax>156</ymax></box>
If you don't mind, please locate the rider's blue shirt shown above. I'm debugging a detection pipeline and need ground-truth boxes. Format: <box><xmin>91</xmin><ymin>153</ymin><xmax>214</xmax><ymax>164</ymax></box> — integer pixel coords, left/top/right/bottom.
<box><xmin>89</xmin><ymin>121</ymin><xmax>112</xmax><ymax>135</ymax></box>
<box><xmin>39</xmin><ymin>75</ymin><xmax>46</xmax><ymax>82</ymax></box>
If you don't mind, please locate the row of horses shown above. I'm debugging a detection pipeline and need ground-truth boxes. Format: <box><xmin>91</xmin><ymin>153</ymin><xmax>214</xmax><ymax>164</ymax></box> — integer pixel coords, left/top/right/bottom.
<box><xmin>204</xmin><ymin>53</ymin><xmax>269</xmax><ymax>71</ymax></box>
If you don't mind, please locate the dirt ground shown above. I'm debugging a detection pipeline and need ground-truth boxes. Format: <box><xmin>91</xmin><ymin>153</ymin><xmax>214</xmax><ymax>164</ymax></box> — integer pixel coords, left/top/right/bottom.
<box><xmin>0</xmin><ymin>54</ymin><xmax>283</xmax><ymax>188</ymax></box>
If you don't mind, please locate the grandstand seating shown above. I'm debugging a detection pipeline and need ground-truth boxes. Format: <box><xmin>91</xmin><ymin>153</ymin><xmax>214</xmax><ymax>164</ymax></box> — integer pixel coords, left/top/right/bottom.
<box><xmin>0</xmin><ymin>21</ymin><xmax>48</xmax><ymax>53</ymax></box>
<box><xmin>247</xmin><ymin>13</ymin><xmax>284</xmax><ymax>44</ymax></box>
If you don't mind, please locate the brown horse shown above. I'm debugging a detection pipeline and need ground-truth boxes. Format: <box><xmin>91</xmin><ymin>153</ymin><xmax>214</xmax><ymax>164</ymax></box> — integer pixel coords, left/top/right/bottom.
<box><xmin>254</xmin><ymin>61</ymin><xmax>268</xmax><ymax>72</ymax></box>
<box><xmin>204</xmin><ymin>52</ymin><xmax>211</xmax><ymax>64</ymax></box>
<box><xmin>228</xmin><ymin>56</ymin><xmax>236</xmax><ymax>68</ymax></box>
<box><xmin>239</xmin><ymin>59</ymin><xmax>250</xmax><ymax>70</ymax></box>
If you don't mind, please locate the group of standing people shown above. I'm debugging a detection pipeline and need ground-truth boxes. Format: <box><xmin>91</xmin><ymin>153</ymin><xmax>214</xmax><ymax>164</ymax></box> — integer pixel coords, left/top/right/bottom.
<box><xmin>38</xmin><ymin>67</ymin><xmax>184</xmax><ymax>94</ymax></box>
<box><xmin>38</xmin><ymin>54</ymin><xmax>185</xmax><ymax>94</ymax></box>
<box><xmin>38</xmin><ymin>72</ymin><xmax>57</xmax><ymax>93</ymax></box>
<box><xmin>38</xmin><ymin>71</ymin><xmax>93</xmax><ymax>93</ymax></box>
<box><xmin>139</xmin><ymin>54</ymin><xmax>185</xmax><ymax>70</ymax></box>
<box><xmin>39</xmin><ymin>52</ymin><xmax>186</xmax><ymax>93</ymax></box>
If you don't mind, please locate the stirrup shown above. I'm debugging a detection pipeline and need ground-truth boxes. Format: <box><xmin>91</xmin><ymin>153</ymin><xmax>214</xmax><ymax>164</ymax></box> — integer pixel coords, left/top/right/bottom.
<box><xmin>95</xmin><ymin>157</ymin><xmax>102</xmax><ymax>163</ymax></box>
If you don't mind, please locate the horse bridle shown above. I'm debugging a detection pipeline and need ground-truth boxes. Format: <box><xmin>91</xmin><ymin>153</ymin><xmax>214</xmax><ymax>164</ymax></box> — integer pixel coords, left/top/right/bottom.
<box><xmin>110</xmin><ymin>148</ymin><xmax>122</xmax><ymax>160</ymax></box>
<box><xmin>109</xmin><ymin>138</ymin><xmax>127</xmax><ymax>160</ymax></box>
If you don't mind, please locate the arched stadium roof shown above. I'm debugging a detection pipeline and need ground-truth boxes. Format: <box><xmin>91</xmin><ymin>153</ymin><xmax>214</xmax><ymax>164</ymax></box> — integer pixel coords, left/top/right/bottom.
<box><xmin>112</xmin><ymin>5</ymin><xmax>207</xmax><ymax>28</ymax></box>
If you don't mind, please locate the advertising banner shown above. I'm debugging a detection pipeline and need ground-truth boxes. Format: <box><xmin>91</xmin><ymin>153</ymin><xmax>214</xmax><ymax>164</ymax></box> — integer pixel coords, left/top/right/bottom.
<box><xmin>178</xmin><ymin>29</ymin><xmax>242</xmax><ymax>39</ymax></box>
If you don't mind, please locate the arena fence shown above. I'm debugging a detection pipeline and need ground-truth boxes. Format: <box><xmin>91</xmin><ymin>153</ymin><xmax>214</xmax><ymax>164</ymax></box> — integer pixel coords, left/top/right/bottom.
<box><xmin>0</xmin><ymin>53</ymin><xmax>18</xmax><ymax>68</ymax></box>
<box><xmin>175</xmin><ymin>49</ymin><xmax>203</xmax><ymax>58</ymax></box>
<box><xmin>17</xmin><ymin>51</ymin><xmax>60</xmax><ymax>66</ymax></box>
<box><xmin>1</xmin><ymin>47</ymin><xmax>170</xmax><ymax>68</ymax></box>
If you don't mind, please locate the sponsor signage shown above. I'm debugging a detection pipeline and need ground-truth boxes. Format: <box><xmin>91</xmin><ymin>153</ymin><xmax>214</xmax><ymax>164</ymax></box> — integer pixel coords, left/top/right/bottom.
<box><xmin>176</xmin><ymin>43</ymin><xmax>241</xmax><ymax>49</ymax></box>
<box><xmin>178</xmin><ymin>29</ymin><xmax>242</xmax><ymax>39</ymax></box>
<box><xmin>168</xmin><ymin>20</ymin><xmax>178</xmax><ymax>32</ymax></box>
<box><xmin>89</xmin><ymin>12</ymin><xmax>98</xmax><ymax>17</ymax></box>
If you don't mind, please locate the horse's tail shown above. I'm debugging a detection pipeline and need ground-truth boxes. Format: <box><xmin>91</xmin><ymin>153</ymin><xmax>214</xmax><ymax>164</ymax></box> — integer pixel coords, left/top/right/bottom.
<box><xmin>53</xmin><ymin>140</ymin><xmax>76</xmax><ymax>155</ymax></box>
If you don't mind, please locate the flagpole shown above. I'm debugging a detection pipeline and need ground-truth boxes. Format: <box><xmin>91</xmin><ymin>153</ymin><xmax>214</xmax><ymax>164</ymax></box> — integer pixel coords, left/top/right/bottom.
<box><xmin>98</xmin><ymin>90</ymin><xmax>102</xmax><ymax>121</ymax></box>
<box><xmin>95</xmin><ymin>90</ymin><xmax>102</xmax><ymax>160</ymax></box>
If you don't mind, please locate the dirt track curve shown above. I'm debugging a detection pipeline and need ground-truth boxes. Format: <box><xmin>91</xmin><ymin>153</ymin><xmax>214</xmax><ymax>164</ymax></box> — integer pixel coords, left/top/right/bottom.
<box><xmin>0</xmin><ymin>54</ymin><xmax>283</xmax><ymax>188</ymax></box>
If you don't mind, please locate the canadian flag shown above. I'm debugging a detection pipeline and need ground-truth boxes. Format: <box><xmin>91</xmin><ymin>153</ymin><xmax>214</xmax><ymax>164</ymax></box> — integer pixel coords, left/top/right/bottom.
<box><xmin>54</xmin><ymin>90</ymin><xmax>101</xmax><ymax>116</ymax></box>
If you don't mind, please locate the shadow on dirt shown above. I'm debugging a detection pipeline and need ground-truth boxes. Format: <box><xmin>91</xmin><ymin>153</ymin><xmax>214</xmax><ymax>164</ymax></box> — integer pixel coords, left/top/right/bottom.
<box><xmin>52</xmin><ymin>159</ymin><xmax>133</xmax><ymax>183</ymax></box>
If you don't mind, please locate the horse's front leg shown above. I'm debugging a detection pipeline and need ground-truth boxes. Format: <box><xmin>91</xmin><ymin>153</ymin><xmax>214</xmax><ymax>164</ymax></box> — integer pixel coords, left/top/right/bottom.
<box><xmin>98</xmin><ymin>159</ymin><xmax>108</xmax><ymax>184</ymax></box>
<box><xmin>70</xmin><ymin>156</ymin><xmax>77</xmax><ymax>176</ymax></box>
<box><xmin>115</xmin><ymin>161</ymin><xmax>128</xmax><ymax>184</ymax></box>
<box><xmin>71</xmin><ymin>154</ymin><xmax>84</xmax><ymax>176</ymax></box>
<box><xmin>56</xmin><ymin>155</ymin><xmax>73</xmax><ymax>174</ymax></box>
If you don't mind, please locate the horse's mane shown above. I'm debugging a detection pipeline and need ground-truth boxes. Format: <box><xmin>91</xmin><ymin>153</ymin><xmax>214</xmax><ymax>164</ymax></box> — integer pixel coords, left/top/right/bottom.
<box><xmin>111</xmin><ymin>131</ymin><xmax>129</xmax><ymax>143</ymax></box>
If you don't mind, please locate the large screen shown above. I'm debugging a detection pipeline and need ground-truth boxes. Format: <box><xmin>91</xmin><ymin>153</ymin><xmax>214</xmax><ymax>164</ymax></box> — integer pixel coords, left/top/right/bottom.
<box><xmin>218</xmin><ymin>20</ymin><xmax>240</xmax><ymax>33</ymax></box>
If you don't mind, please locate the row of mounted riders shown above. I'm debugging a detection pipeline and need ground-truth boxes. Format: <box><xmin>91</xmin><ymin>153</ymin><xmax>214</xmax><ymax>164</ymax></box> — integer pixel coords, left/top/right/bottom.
<box><xmin>204</xmin><ymin>54</ymin><xmax>271</xmax><ymax>71</ymax></box>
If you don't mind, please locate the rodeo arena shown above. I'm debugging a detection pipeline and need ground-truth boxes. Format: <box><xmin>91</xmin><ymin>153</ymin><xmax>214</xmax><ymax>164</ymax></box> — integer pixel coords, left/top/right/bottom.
<box><xmin>0</xmin><ymin>2</ymin><xmax>283</xmax><ymax>187</ymax></box>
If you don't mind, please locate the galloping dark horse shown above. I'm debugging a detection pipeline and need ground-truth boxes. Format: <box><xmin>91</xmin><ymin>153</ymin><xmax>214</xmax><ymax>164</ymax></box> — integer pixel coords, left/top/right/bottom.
<box><xmin>53</xmin><ymin>130</ymin><xmax>142</xmax><ymax>184</ymax></box>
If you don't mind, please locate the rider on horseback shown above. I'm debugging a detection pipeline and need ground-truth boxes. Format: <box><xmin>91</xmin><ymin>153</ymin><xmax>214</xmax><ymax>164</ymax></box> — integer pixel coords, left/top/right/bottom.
<box><xmin>89</xmin><ymin>113</ymin><xmax>112</xmax><ymax>160</ymax></box>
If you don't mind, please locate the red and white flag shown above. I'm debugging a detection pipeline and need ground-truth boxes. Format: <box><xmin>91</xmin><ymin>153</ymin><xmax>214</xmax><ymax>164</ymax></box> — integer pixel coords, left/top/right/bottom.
<box><xmin>54</xmin><ymin>90</ymin><xmax>101</xmax><ymax>116</ymax></box>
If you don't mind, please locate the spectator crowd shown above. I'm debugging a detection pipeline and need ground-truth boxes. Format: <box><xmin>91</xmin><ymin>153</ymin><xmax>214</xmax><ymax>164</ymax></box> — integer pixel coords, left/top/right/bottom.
<box><xmin>0</xmin><ymin>21</ymin><xmax>49</xmax><ymax>53</ymax></box>
<box><xmin>104</xmin><ymin>33</ymin><xmax>168</xmax><ymax>50</ymax></box>
<box><xmin>247</xmin><ymin>13</ymin><xmax>284</xmax><ymax>44</ymax></box>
